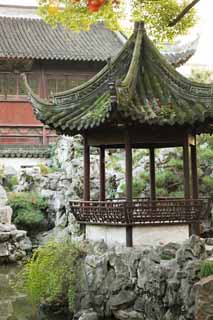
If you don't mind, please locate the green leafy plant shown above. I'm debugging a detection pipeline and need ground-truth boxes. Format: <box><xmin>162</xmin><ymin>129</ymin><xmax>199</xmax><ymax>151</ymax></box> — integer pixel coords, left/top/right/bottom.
<box><xmin>13</xmin><ymin>209</ymin><xmax>44</xmax><ymax>230</ymax></box>
<box><xmin>200</xmin><ymin>260</ymin><xmax>213</xmax><ymax>278</ymax></box>
<box><xmin>4</xmin><ymin>176</ymin><xmax>18</xmax><ymax>192</ymax></box>
<box><xmin>38</xmin><ymin>163</ymin><xmax>58</xmax><ymax>175</ymax></box>
<box><xmin>8</xmin><ymin>192</ymin><xmax>48</xmax><ymax>232</ymax></box>
<box><xmin>15</xmin><ymin>240</ymin><xmax>81</xmax><ymax>314</ymax></box>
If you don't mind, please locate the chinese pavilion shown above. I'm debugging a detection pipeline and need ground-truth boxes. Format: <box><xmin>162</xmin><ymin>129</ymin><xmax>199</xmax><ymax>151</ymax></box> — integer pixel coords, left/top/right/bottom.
<box><xmin>0</xmin><ymin>5</ymin><xmax>196</xmax><ymax>157</ymax></box>
<box><xmin>26</xmin><ymin>22</ymin><xmax>211</xmax><ymax>246</ymax></box>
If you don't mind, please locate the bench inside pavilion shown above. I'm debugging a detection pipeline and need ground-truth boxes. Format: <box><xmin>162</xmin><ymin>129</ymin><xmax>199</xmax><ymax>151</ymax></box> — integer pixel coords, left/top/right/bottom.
<box><xmin>26</xmin><ymin>22</ymin><xmax>212</xmax><ymax>247</ymax></box>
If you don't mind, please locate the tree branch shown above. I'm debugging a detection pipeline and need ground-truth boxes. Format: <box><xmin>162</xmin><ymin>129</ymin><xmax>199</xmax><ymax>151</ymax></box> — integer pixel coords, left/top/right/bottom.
<box><xmin>168</xmin><ymin>0</ymin><xmax>201</xmax><ymax>27</ymax></box>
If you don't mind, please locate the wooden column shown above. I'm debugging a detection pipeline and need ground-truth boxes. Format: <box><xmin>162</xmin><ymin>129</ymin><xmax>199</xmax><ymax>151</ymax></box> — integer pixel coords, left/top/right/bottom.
<box><xmin>39</xmin><ymin>64</ymin><xmax>48</xmax><ymax>146</ymax></box>
<box><xmin>100</xmin><ymin>146</ymin><xmax>105</xmax><ymax>201</ymax></box>
<box><xmin>149</xmin><ymin>148</ymin><xmax>156</xmax><ymax>200</ymax></box>
<box><xmin>190</xmin><ymin>139</ymin><xmax>200</xmax><ymax>235</ymax></box>
<box><xmin>125</xmin><ymin>133</ymin><xmax>133</xmax><ymax>247</ymax></box>
<box><xmin>183</xmin><ymin>136</ymin><xmax>191</xmax><ymax>199</ymax></box>
<box><xmin>191</xmin><ymin>143</ymin><xmax>198</xmax><ymax>199</ymax></box>
<box><xmin>83</xmin><ymin>136</ymin><xmax>90</xmax><ymax>201</ymax></box>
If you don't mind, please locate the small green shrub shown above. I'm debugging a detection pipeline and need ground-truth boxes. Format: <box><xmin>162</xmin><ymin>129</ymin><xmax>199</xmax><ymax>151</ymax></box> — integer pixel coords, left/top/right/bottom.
<box><xmin>16</xmin><ymin>240</ymin><xmax>81</xmax><ymax>313</ymax></box>
<box><xmin>4</xmin><ymin>176</ymin><xmax>18</xmax><ymax>192</ymax></box>
<box><xmin>38</xmin><ymin>163</ymin><xmax>58</xmax><ymax>175</ymax></box>
<box><xmin>8</xmin><ymin>192</ymin><xmax>47</xmax><ymax>232</ymax></box>
<box><xmin>200</xmin><ymin>260</ymin><xmax>213</xmax><ymax>278</ymax></box>
<box><xmin>13</xmin><ymin>209</ymin><xmax>44</xmax><ymax>230</ymax></box>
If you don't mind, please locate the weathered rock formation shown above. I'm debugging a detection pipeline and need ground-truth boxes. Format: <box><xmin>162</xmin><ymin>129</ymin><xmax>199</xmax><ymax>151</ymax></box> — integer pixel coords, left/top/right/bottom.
<box><xmin>0</xmin><ymin>223</ymin><xmax>32</xmax><ymax>264</ymax></box>
<box><xmin>74</xmin><ymin>236</ymin><xmax>206</xmax><ymax>320</ymax></box>
<box><xmin>194</xmin><ymin>275</ymin><xmax>213</xmax><ymax>320</ymax></box>
<box><xmin>0</xmin><ymin>185</ymin><xmax>32</xmax><ymax>264</ymax></box>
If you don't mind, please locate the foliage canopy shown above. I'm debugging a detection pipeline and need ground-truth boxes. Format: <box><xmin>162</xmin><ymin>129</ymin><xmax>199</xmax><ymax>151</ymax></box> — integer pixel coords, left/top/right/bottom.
<box><xmin>38</xmin><ymin>0</ymin><xmax>197</xmax><ymax>42</ymax></box>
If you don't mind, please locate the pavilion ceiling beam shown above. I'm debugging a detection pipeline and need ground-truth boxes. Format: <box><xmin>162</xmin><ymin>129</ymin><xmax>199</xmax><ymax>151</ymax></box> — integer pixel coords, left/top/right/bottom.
<box><xmin>168</xmin><ymin>0</ymin><xmax>201</xmax><ymax>27</ymax></box>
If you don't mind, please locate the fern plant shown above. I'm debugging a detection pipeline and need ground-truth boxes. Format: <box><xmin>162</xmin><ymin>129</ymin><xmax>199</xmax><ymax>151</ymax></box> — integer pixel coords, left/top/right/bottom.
<box><xmin>15</xmin><ymin>240</ymin><xmax>82</xmax><ymax>314</ymax></box>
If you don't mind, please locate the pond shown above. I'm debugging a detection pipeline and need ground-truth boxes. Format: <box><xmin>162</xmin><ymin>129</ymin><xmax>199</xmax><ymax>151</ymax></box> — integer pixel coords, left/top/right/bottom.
<box><xmin>0</xmin><ymin>265</ymin><xmax>67</xmax><ymax>320</ymax></box>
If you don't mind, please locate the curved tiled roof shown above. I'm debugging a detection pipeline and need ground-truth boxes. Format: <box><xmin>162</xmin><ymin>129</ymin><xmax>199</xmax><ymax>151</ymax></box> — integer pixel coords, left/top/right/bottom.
<box><xmin>26</xmin><ymin>23</ymin><xmax>213</xmax><ymax>135</ymax></box>
<box><xmin>0</xmin><ymin>16</ymin><xmax>125</xmax><ymax>61</ymax></box>
<box><xmin>162</xmin><ymin>36</ymin><xmax>199</xmax><ymax>68</ymax></box>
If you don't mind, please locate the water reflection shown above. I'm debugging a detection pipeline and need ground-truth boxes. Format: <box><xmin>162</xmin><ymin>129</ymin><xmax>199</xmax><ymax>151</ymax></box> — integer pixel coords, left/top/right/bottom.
<box><xmin>0</xmin><ymin>265</ymin><xmax>66</xmax><ymax>320</ymax></box>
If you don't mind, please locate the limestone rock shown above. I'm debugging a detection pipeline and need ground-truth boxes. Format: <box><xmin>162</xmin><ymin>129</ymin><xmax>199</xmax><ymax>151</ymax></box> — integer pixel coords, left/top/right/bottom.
<box><xmin>195</xmin><ymin>275</ymin><xmax>213</xmax><ymax>320</ymax></box>
<box><xmin>19</xmin><ymin>237</ymin><xmax>32</xmax><ymax>252</ymax></box>
<box><xmin>205</xmin><ymin>238</ymin><xmax>213</xmax><ymax>246</ymax></box>
<box><xmin>176</xmin><ymin>235</ymin><xmax>206</xmax><ymax>267</ymax></box>
<box><xmin>74</xmin><ymin>310</ymin><xmax>98</xmax><ymax>320</ymax></box>
<box><xmin>4</xmin><ymin>166</ymin><xmax>17</xmax><ymax>177</ymax></box>
<box><xmin>113</xmin><ymin>310</ymin><xmax>145</xmax><ymax>320</ymax></box>
<box><xmin>159</xmin><ymin>242</ymin><xmax>180</xmax><ymax>260</ymax></box>
<box><xmin>0</xmin><ymin>185</ymin><xmax>8</xmax><ymax>206</ymax></box>
<box><xmin>0</xmin><ymin>232</ymin><xmax>10</xmax><ymax>242</ymax></box>
<box><xmin>74</xmin><ymin>237</ymin><xmax>206</xmax><ymax>320</ymax></box>
<box><xmin>109</xmin><ymin>290</ymin><xmax>136</xmax><ymax>310</ymax></box>
<box><xmin>0</xmin><ymin>223</ymin><xmax>31</xmax><ymax>264</ymax></box>
<box><xmin>0</xmin><ymin>224</ymin><xmax>16</xmax><ymax>233</ymax></box>
<box><xmin>0</xmin><ymin>206</ymin><xmax>13</xmax><ymax>225</ymax></box>
<box><xmin>0</xmin><ymin>242</ymin><xmax>9</xmax><ymax>257</ymax></box>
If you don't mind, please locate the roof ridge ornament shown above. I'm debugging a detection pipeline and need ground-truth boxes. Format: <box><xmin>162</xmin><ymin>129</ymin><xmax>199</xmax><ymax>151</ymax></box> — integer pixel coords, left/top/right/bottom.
<box><xmin>116</xmin><ymin>20</ymin><xmax>144</xmax><ymax>107</ymax></box>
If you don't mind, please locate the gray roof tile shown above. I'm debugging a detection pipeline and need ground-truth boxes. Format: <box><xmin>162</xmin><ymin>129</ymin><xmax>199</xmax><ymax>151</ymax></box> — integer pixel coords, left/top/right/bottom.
<box><xmin>0</xmin><ymin>16</ymin><xmax>125</xmax><ymax>61</ymax></box>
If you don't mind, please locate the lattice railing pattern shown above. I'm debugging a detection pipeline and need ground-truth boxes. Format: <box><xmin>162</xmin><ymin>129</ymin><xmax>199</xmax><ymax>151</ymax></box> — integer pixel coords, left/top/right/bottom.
<box><xmin>70</xmin><ymin>198</ymin><xmax>211</xmax><ymax>226</ymax></box>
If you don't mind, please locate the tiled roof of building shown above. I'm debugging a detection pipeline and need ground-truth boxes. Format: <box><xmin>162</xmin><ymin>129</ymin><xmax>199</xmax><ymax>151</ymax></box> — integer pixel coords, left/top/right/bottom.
<box><xmin>0</xmin><ymin>16</ymin><xmax>125</xmax><ymax>61</ymax></box>
<box><xmin>0</xmin><ymin>145</ymin><xmax>50</xmax><ymax>158</ymax></box>
<box><xmin>0</xmin><ymin>15</ymin><xmax>198</xmax><ymax>65</ymax></box>
<box><xmin>26</xmin><ymin>22</ymin><xmax>213</xmax><ymax>135</ymax></box>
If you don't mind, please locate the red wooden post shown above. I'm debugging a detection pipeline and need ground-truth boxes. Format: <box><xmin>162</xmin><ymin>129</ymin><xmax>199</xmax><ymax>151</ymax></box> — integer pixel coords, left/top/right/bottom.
<box><xmin>100</xmin><ymin>146</ymin><xmax>105</xmax><ymax>201</ymax></box>
<box><xmin>125</xmin><ymin>132</ymin><xmax>133</xmax><ymax>247</ymax></box>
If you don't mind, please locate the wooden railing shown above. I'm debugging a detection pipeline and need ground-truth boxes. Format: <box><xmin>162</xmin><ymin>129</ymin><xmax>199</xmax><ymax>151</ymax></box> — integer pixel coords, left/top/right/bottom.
<box><xmin>70</xmin><ymin>198</ymin><xmax>211</xmax><ymax>226</ymax></box>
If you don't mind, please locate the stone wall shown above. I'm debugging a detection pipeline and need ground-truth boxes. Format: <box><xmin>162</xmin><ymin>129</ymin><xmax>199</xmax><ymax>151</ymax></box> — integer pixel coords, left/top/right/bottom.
<box><xmin>74</xmin><ymin>236</ymin><xmax>206</xmax><ymax>320</ymax></box>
